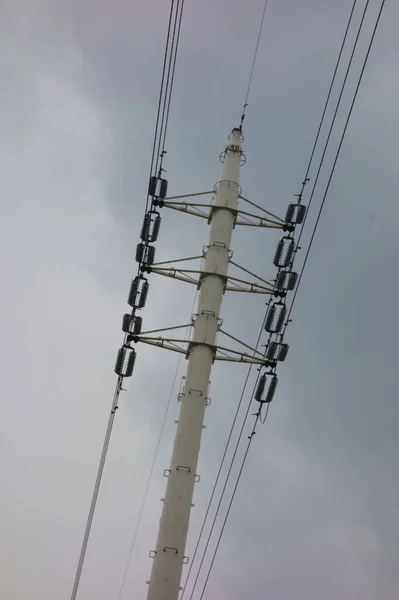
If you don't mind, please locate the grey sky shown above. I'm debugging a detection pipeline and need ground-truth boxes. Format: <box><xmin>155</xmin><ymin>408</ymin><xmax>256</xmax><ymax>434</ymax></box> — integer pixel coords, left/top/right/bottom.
<box><xmin>0</xmin><ymin>1</ymin><xmax>398</xmax><ymax>599</ymax></box>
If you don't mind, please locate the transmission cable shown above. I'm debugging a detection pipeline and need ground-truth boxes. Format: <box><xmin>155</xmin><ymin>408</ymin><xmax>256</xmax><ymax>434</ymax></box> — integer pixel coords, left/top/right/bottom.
<box><xmin>69</xmin><ymin>2</ymin><xmax>184</xmax><ymax>598</ymax></box>
<box><xmin>157</xmin><ymin>0</ymin><xmax>186</xmax><ymax>174</ymax></box>
<box><xmin>181</xmin><ymin>306</ymin><xmax>271</xmax><ymax>598</ymax></box>
<box><xmin>240</xmin><ymin>0</ymin><xmax>270</xmax><ymax>126</ymax></box>
<box><xmin>183</xmin><ymin>2</ymin><xmax>361</xmax><ymax>597</ymax></box>
<box><xmin>195</xmin><ymin>2</ymin><xmax>387</xmax><ymax>597</ymax></box>
<box><xmin>70</xmin><ymin>381</ymin><xmax>122</xmax><ymax>600</ymax></box>
<box><xmin>294</xmin><ymin>0</ymin><xmax>370</xmax><ymax>252</ymax></box>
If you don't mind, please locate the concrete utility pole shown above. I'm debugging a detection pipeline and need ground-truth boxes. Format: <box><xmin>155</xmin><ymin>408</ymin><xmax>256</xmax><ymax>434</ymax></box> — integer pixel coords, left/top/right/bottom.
<box><xmin>146</xmin><ymin>127</ymin><xmax>243</xmax><ymax>600</ymax></box>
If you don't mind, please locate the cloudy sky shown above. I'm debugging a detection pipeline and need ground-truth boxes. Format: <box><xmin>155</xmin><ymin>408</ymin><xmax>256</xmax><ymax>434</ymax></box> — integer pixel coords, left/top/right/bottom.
<box><xmin>1</xmin><ymin>0</ymin><xmax>398</xmax><ymax>599</ymax></box>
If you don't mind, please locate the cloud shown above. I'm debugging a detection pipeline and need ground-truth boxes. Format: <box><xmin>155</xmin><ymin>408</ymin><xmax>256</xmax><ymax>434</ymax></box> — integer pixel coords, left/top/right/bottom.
<box><xmin>1</xmin><ymin>1</ymin><xmax>398</xmax><ymax>600</ymax></box>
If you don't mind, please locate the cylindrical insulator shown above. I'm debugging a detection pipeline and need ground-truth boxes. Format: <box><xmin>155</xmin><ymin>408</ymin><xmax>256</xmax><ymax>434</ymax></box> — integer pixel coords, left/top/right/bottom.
<box><xmin>128</xmin><ymin>276</ymin><xmax>149</xmax><ymax>309</ymax></box>
<box><xmin>136</xmin><ymin>243</ymin><xmax>156</xmax><ymax>265</ymax></box>
<box><xmin>285</xmin><ymin>204</ymin><xmax>295</xmax><ymax>223</ymax></box>
<box><xmin>285</xmin><ymin>241</ymin><xmax>294</xmax><ymax>266</ymax></box>
<box><xmin>132</xmin><ymin>315</ymin><xmax>142</xmax><ymax>335</ymax></box>
<box><xmin>114</xmin><ymin>346</ymin><xmax>136</xmax><ymax>377</ymax></box>
<box><xmin>266</xmin><ymin>341</ymin><xmax>289</xmax><ymax>362</ymax></box>
<box><xmin>148</xmin><ymin>176</ymin><xmax>168</xmax><ymax>199</ymax></box>
<box><xmin>254</xmin><ymin>374</ymin><xmax>267</xmax><ymax>402</ymax></box>
<box><xmin>136</xmin><ymin>243</ymin><xmax>144</xmax><ymax>263</ymax></box>
<box><xmin>137</xmin><ymin>280</ymin><xmax>149</xmax><ymax>308</ymax></box>
<box><xmin>285</xmin><ymin>203</ymin><xmax>306</xmax><ymax>225</ymax></box>
<box><xmin>265</xmin><ymin>302</ymin><xmax>286</xmax><ymax>334</ymax></box>
<box><xmin>122</xmin><ymin>313</ymin><xmax>132</xmax><ymax>333</ymax></box>
<box><xmin>141</xmin><ymin>212</ymin><xmax>162</xmax><ymax>243</ymax></box>
<box><xmin>266</xmin><ymin>341</ymin><xmax>278</xmax><ymax>360</ymax></box>
<box><xmin>287</xmin><ymin>271</ymin><xmax>298</xmax><ymax>291</ymax></box>
<box><xmin>273</xmin><ymin>239</ymin><xmax>284</xmax><ymax>268</ymax></box>
<box><xmin>278</xmin><ymin>343</ymin><xmax>289</xmax><ymax>362</ymax></box>
<box><xmin>159</xmin><ymin>178</ymin><xmax>168</xmax><ymax>199</ymax></box>
<box><xmin>148</xmin><ymin>176</ymin><xmax>157</xmax><ymax>197</ymax></box>
<box><xmin>265</xmin><ymin>304</ymin><xmax>276</xmax><ymax>333</ymax></box>
<box><xmin>141</xmin><ymin>213</ymin><xmax>151</xmax><ymax>241</ymax></box>
<box><xmin>265</xmin><ymin>375</ymin><xmax>278</xmax><ymax>403</ymax></box>
<box><xmin>125</xmin><ymin>349</ymin><xmax>136</xmax><ymax>377</ymax></box>
<box><xmin>150</xmin><ymin>214</ymin><xmax>161</xmax><ymax>242</ymax></box>
<box><xmin>273</xmin><ymin>237</ymin><xmax>295</xmax><ymax>268</ymax></box>
<box><xmin>276</xmin><ymin>305</ymin><xmax>287</xmax><ymax>333</ymax></box>
<box><xmin>276</xmin><ymin>270</ymin><xmax>298</xmax><ymax>291</ymax></box>
<box><xmin>115</xmin><ymin>347</ymin><xmax>125</xmax><ymax>375</ymax></box>
<box><xmin>128</xmin><ymin>278</ymin><xmax>139</xmax><ymax>307</ymax></box>
<box><xmin>296</xmin><ymin>204</ymin><xmax>306</xmax><ymax>224</ymax></box>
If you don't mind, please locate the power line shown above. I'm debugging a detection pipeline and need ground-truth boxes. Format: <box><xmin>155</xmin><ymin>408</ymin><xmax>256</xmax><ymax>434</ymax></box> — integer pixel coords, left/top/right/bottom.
<box><xmin>302</xmin><ymin>0</ymin><xmax>358</xmax><ymax>183</ymax></box>
<box><xmin>159</xmin><ymin>0</ymin><xmax>186</xmax><ymax>170</ymax></box>
<box><xmin>285</xmin><ymin>0</ymin><xmax>387</xmax><ymax>330</ymax></box>
<box><xmin>195</xmin><ymin>2</ymin><xmax>387</xmax><ymax>597</ymax></box>
<box><xmin>294</xmin><ymin>0</ymin><xmax>371</xmax><ymax>252</ymax></box>
<box><xmin>181</xmin><ymin>309</ymin><xmax>270</xmax><ymax>598</ymax></box>
<box><xmin>145</xmin><ymin>0</ymin><xmax>178</xmax><ymax>216</ymax></box>
<box><xmin>241</xmin><ymin>0</ymin><xmax>270</xmax><ymax>125</ymax></box>
<box><xmin>68</xmin><ymin>2</ymin><xmax>185</xmax><ymax>597</ymax></box>
<box><xmin>183</xmin><ymin>2</ymin><xmax>363</xmax><ymax>596</ymax></box>
<box><xmin>70</xmin><ymin>382</ymin><xmax>122</xmax><ymax>600</ymax></box>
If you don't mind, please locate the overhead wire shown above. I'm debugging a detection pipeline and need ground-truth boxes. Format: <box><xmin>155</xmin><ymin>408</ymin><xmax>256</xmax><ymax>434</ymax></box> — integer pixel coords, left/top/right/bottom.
<box><xmin>284</xmin><ymin>0</ymin><xmax>387</xmax><ymax>334</ymax></box>
<box><xmin>181</xmin><ymin>312</ymin><xmax>268</xmax><ymax>598</ymax></box>
<box><xmin>293</xmin><ymin>0</ymin><xmax>370</xmax><ymax>252</ymax></box>
<box><xmin>69</xmin><ymin>2</ymin><xmax>185</xmax><ymax>598</ymax></box>
<box><xmin>181</xmin><ymin>3</ymin><xmax>271</xmax><ymax>595</ymax></box>
<box><xmin>186</xmin><ymin>0</ymin><xmax>387</xmax><ymax>596</ymax></box>
<box><xmin>158</xmin><ymin>0</ymin><xmax>186</xmax><ymax>173</ymax></box>
<box><xmin>241</xmin><ymin>0</ymin><xmax>270</xmax><ymax>125</ymax></box>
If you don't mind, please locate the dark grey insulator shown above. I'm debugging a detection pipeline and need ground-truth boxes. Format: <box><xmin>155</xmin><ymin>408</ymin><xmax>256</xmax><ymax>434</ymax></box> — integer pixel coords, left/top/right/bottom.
<box><xmin>273</xmin><ymin>239</ymin><xmax>283</xmax><ymax>268</ymax></box>
<box><xmin>136</xmin><ymin>243</ymin><xmax>156</xmax><ymax>265</ymax></box>
<box><xmin>296</xmin><ymin>204</ymin><xmax>306</xmax><ymax>224</ymax></box>
<box><xmin>255</xmin><ymin>373</ymin><xmax>278</xmax><ymax>403</ymax></box>
<box><xmin>265</xmin><ymin>375</ymin><xmax>278</xmax><ymax>403</ymax></box>
<box><xmin>265</xmin><ymin>302</ymin><xmax>286</xmax><ymax>333</ymax></box>
<box><xmin>276</xmin><ymin>270</ymin><xmax>298</xmax><ymax>291</ymax></box>
<box><xmin>122</xmin><ymin>313</ymin><xmax>131</xmax><ymax>333</ymax></box>
<box><xmin>141</xmin><ymin>212</ymin><xmax>162</xmax><ymax>243</ymax></box>
<box><xmin>148</xmin><ymin>176</ymin><xmax>168</xmax><ymax>199</ymax></box>
<box><xmin>159</xmin><ymin>178</ymin><xmax>168</xmax><ymax>199</ymax></box>
<box><xmin>141</xmin><ymin>213</ymin><xmax>151</xmax><ymax>241</ymax></box>
<box><xmin>285</xmin><ymin>204</ymin><xmax>295</xmax><ymax>223</ymax></box>
<box><xmin>266</xmin><ymin>341</ymin><xmax>289</xmax><ymax>362</ymax></box>
<box><xmin>266</xmin><ymin>342</ymin><xmax>278</xmax><ymax>360</ymax></box>
<box><xmin>148</xmin><ymin>176</ymin><xmax>157</xmax><ymax>197</ymax></box>
<box><xmin>265</xmin><ymin>304</ymin><xmax>276</xmax><ymax>333</ymax></box>
<box><xmin>254</xmin><ymin>374</ymin><xmax>267</xmax><ymax>402</ymax></box>
<box><xmin>114</xmin><ymin>346</ymin><xmax>136</xmax><ymax>377</ymax></box>
<box><xmin>128</xmin><ymin>276</ymin><xmax>149</xmax><ymax>309</ymax></box>
<box><xmin>137</xmin><ymin>280</ymin><xmax>149</xmax><ymax>308</ymax></box>
<box><xmin>276</xmin><ymin>304</ymin><xmax>287</xmax><ymax>333</ymax></box>
<box><xmin>132</xmin><ymin>315</ymin><xmax>142</xmax><ymax>334</ymax></box>
<box><xmin>150</xmin><ymin>214</ymin><xmax>161</xmax><ymax>242</ymax></box>
<box><xmin>122</xmin><ymin>314</ymin><xmax>142</xmax><ymax>334</ymax></box>
<box><xmin>273</xmin><ymin>237</ymin><xmax>295</xmax><ymax>268</ymax></box>
<box><xmin>285</xmin><ymin>203</ymin><xmax>306</xmax><ymax>224</ymax></box>
<box><xmin>278</xmin><ymin>343</ymin><xmax>289</xmax><ymax>362</ymax></box>
<box><xmin>135</xmin><ymin>243</ymin><xmax>144</xmax><ymax>263</ymax></box>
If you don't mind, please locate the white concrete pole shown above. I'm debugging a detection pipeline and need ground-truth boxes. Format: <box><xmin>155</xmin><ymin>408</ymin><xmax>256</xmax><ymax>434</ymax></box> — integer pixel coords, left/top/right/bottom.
<box><xmin>146</xmin><ymin>128</ymin><xmax>243</xmax><ymax>600</ymax></box>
